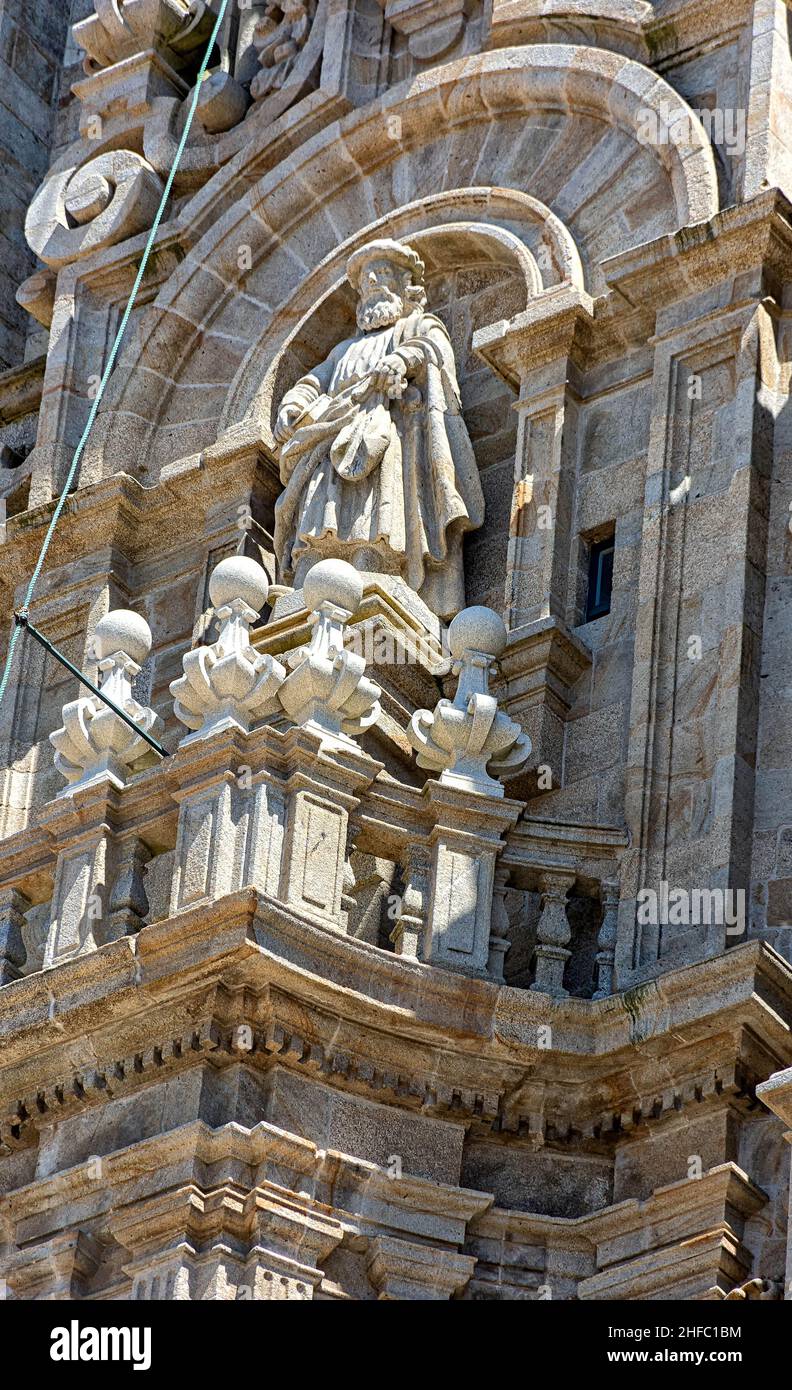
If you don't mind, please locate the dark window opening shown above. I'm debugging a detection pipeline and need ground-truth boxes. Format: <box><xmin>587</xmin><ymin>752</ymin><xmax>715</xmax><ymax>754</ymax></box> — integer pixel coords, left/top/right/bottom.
<box><xmin>585</xmin><ymin>534</ymin><xmax>614</xmax><ymax>621</ymax></box>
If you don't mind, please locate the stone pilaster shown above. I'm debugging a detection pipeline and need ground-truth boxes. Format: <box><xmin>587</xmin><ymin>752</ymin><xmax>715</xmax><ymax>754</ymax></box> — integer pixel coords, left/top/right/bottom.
<box><xmin>278</xmin><ymin>728</ymin><xmax>381</xmax><ymax>930</ymax></box>
<box><xmin>243</xmin><ymin>766</ymin><xmax>286</xmax><ymax>901</ymax></box>
<box><xmin>167</xmin><ymin>721</ymin><xmax>288</xmax><ymax>917</ymax></box>
<box><xmin>617</xmin><ymin>286</ymin><xmax>774</xmax><ymax>978</ymax></box>
<box><xmin>474</xmin><ymin>285</ymin><xmax>595</xmax><ymax>632</ymax></box>
<box><xmin>742</xmin><ymin>0</ymin><xmax>792</xmax><ymax>203</ymax></box>
<box><xmin>472</xmin><ymin>287</ymin><xmax>595</xmax><ymax>774</ymax></box>
<box><xmin>39</xmin><ymin>786</ymin><xmax>122</xmax><ymax>967</ymax></box>
<box><xmin>423</xmin><ymin>781</ymin><xmax>522</xmax><ymax>977</ymax></box>
<box><xmin>169</xmin><ymin>761</ymin><xmax>247</xmax><ymax>916</ymax></box>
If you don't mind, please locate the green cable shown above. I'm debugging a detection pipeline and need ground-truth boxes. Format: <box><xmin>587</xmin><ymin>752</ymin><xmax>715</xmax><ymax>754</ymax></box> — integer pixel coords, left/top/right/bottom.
<box><xmin>0</xmin><ymin>0</ymin><xmax>229</xmax><ymax>710</ymax></box>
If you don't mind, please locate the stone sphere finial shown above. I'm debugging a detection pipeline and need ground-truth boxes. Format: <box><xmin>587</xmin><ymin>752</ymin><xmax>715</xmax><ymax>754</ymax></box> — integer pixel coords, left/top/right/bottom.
<box><xmin>52</xmin><ymin>608</ymin><xmax>161</xmax><ymax>795</ymax></box>
<box><xmin>92</xmin><ymin>609</ymin><xmax>152</xmax><ymax>666</ymax></box>
<box><xmin>448</xmin><ymin>606</ymin><xmax>507</xmax><ymax>661</ymax></box>
<box><xmin>303</xmin><ymin>558</ymin><xmax>363</xmax><ymax>616</ymax></box>
<box><xmin>209</xmin><ymin>555</ymin><xmax>270</xmax><ymax>613</ymax></box>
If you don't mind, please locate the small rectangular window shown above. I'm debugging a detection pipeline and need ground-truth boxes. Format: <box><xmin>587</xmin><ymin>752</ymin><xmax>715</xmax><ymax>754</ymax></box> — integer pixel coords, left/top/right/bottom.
<box><xmin>585</xmin><ymin>534</ymin><xmax>614</xmax><ymax>621</ymax></box>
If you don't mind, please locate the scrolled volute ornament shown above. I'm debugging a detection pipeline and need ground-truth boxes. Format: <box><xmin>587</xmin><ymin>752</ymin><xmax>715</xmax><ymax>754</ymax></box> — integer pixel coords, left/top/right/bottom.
<box><xmin>26</xmin><ymin>150</ymin><xmax>163</xmax><ymax>270</ymax></box>
<box><xmin>408</xmin><ymin>606</ymin><xmax>530</xmax><ymax>796</ymax></box>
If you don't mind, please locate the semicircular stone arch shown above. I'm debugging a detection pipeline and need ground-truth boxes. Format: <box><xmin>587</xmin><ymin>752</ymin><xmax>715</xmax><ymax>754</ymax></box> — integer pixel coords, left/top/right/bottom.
<box><xmin>83</xmin><ymin>42</ymin><xmax>718</xmax><ymax>488</ymax></box>
<box><xmin>219</xmin><ymin>187</ymin><xmax>584</xmax><ymax>442</ymax></box>
<box><xmin>217</xmin><ymin>208</ymin><xmax>561</xmax><ymax>609</ymax></box>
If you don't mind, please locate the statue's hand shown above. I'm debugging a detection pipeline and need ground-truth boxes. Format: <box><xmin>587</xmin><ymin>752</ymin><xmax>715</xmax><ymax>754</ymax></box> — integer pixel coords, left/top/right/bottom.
<box><xmin>370</xmin><ymin>355</ymin><xmax>407</xmax><ymax>400</ymax></box>
<box><xmin>274</xmin><ymin>401</ymin><xmax>304</xmax><ymax>443</ymax></box>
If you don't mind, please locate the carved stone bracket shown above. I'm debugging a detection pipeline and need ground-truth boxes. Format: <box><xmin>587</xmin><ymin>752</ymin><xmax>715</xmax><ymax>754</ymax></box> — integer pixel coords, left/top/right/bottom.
<box><xmin>376</xmin><ymin>0</ymin><xmax>468</xmax><ymax>60</ymax></box>
<box><xmin>3</xmin><ymin>1229</ymin><xmax>101</xmax><ymax>1300</ymax></box>
<box><xmin>73</xmin><ymin>1</ymin><xmax>217</xmax><ymax>75</ymax></box>
<box><xmin>366</xmin><ymin>1234</ymin><xmax>475</xmax><ymax>1299</ymax></box>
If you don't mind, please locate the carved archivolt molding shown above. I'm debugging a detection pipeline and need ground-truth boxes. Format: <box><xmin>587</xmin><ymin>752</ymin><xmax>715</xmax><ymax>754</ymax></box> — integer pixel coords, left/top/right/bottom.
<box><xmin>490</xmin><ymin>0</ymin><xmax>653</xmax><ymax>61</ymax></box>
<box><xmin>220</xmin><ymin>190</ymin><xmax>584</xmax><ymax>442</ymax></box>
<box><xmin>25</xmin><ymin>150</ymin><xmax>163</xmax><ymax>270</ymax></box>
<box><xmin>69</xmin><ymin>45</ymin><xmax>718</xmax><ymax>478</ymax></box>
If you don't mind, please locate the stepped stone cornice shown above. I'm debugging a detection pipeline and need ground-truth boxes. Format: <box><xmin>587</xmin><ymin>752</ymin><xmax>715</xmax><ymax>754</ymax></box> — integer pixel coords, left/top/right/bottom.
<box><xmin>0</xmin><ymin>879</ymin><xmax>789</xmax><ymax>1159</ymax></box>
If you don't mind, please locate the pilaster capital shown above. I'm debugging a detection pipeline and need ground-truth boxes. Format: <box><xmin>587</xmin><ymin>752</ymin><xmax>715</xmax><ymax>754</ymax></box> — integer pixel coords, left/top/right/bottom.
<box><xmin>366</xmin><ymin>1234</ymin><xmax>475</xmax><ymax>1300</ymax></box>
<box><xmin>423</xmin><ymin>779</ymin><xmax>524</xmax><ymax>849</ymax></box>
<box><xmin>473</xmin><ymin>284</ymin><xmax>596</xmax><ymax>391</ymax></box>
<box><xmin>756</xmin><ymin>1067</ymin><xmax>792</xmax><ymax>1133</ymax></box>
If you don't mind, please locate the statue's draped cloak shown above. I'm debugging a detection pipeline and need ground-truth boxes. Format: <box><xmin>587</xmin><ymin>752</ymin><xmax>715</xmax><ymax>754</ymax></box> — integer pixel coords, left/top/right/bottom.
<box><xmin>273</xmin><ymin>309</ymin><xmax>484</xmax><ymax>619</ymax></box>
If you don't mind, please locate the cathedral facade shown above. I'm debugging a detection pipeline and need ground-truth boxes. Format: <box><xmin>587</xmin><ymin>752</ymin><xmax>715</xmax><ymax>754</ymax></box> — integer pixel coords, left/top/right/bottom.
<box><xmin>1</xmin><ymin>0</ymin><xmax>792</xmax><ymax>1302</ymax></box>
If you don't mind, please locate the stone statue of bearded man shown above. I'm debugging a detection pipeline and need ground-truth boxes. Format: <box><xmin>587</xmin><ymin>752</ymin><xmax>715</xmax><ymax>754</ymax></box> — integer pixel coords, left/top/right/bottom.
<box><xmin>273</xmin><ymin>238</ymin><xmax>484</xmax><ymax>620</ymax></box>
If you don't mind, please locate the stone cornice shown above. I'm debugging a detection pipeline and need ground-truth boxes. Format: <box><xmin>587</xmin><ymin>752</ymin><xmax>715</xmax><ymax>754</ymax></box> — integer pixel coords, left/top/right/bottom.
<box><xmin>469</xmin><ymin>1159</ymin><xmax>764</xmax><ymax>1246</ymax></box>
<box><xmin>0</xmin><ymin>456</ymin><xmax>259</xmax><ymax>611</ymax></box>
<box><xmin>502</xmin><ymin>814</ymin><xmax>628</xmax><ymax>890</ymax></box>
<box><xmin>1</xmin><ymin>1117</ymin><xmax>492</xmax><ymax>1245</ymax></box>
<box><xmin>0</xmin><ymin>355</ymin><xmax>46</xmax><ymax>426</ymax></box>
<box><xmin>1</xmin><ymin>893</ymin><xmax>789</xmax><ymax>1070</ymax></box>
<box><xmin>603</xmin><ymin>189</ymin><xmax>792</xmax><ymax>315</ymax></box>
<box><xmin>0</xmin><ymin>887</ymin><xmax>790</xmax><ymax>1154</ymax></box>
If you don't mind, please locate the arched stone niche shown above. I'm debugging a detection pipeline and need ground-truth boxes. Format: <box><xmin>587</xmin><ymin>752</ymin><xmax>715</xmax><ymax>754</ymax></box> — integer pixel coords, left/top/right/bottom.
<box><xmin>211</xmin><ymin>191</ymin><xmax>583</xmax><ymax>605</ymax></box>
<box><xmin>222</xmin><ymin>188</ymin><xmax>582</xmax><ymax>444</ymax></box>
<box><xmin>79</xmin><ymin>43</ymin><xmax>717</xmax><ymax>493</ymax></box>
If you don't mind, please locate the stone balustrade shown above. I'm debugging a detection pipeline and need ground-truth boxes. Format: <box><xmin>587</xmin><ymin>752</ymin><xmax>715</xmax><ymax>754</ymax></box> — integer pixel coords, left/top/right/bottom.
<box><xmin>0</xmin><ymin>558</ymin><xmax>624</xmax><ymax>992</ymax></box>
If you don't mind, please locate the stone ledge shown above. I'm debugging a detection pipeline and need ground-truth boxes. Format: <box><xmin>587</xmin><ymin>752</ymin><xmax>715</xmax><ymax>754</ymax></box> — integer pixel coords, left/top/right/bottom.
<box><xmin>0</xmin><ymin>354</ymin><xmax>46</xmax><ymax>426</ymax></box>
<box><xmin>0</xmin><ymin>891</ymin><xmax>790</xmax><ymax>1148</ymax></box>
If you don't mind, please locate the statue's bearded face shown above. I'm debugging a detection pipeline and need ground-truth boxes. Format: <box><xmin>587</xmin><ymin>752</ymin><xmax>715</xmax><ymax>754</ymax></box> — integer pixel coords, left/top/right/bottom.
<box><xmin>356</xmin><ymin>259</ymin><xmax>409</xmax><ymax>332</ymax></box>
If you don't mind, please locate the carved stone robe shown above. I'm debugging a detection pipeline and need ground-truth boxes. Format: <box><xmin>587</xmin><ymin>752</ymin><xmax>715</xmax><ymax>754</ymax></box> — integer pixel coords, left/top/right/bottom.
<box><xmin>273</xmin><ymin>308</ymin><xmax>484</xmax><ymax>619</ymax></box>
